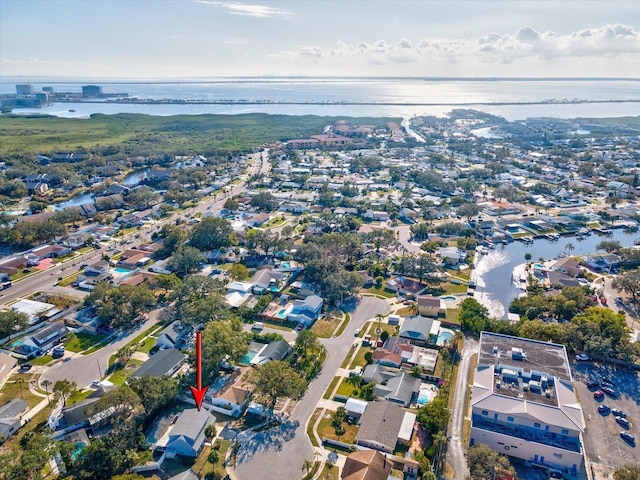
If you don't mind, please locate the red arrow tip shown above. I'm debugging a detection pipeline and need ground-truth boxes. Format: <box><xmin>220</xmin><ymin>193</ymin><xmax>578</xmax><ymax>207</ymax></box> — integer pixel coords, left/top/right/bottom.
<box><xmin>189</xmin><ymin>386</ymin><xmax>209</xmax><ymax>411</ymax></box>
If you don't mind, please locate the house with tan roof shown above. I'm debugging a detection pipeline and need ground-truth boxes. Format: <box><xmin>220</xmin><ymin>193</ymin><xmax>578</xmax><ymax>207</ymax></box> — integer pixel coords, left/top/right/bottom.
<box><xmin>341</xmin><ymin>449</ymin><xmax>392</xmax><ymax>480</ymax></box>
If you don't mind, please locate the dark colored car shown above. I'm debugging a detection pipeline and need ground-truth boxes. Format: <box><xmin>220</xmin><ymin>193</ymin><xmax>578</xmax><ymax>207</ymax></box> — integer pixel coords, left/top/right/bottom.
<box><xmin>601</xmin><ymin>385</ymin><xmax>617</xmax><ymax>398</ymax></box>
<box><xmin>616</xmin><ymin>417</ymin><xmax>630</xmax><ymax>429</ymax></box>
<box><xmin>19</xmin><ymin>363</ymin><xmax>32</xmax><ymax>372</ymax></box>
<box><xmin>586</xmin><ymin>381</ymin><xmax>599</xmax><ymax>389</ymax></box>
<box><xmin>620</xmin><ymin>431</ymin><xmax>635</xmax><ymax>445</ymax></box>
<box><xmin>598</xmin><ymin>404</ymin><xmax>610</xmax><ymax>414</ymax></box>
<box><xmin>548</xmin><ymin>471</ymin><xmax>563</xmax><ymax>479</ymax></box>
<box><xmin>593</xmin><ymin>390</ymin><xmax>605</xmax><ymax>400</ymax></box>
<box><xmin>611</xmin><ymin>408</ymin><xmax>627</xmax><ymax>418</ymax></box>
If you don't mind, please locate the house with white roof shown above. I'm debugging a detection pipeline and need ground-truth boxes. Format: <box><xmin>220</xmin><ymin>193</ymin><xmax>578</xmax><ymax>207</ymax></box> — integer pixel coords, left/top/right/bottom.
<box><xmin>470</xmin><ymin>332</ymin><xmax>585</xmax><ymax>475</ymax></box>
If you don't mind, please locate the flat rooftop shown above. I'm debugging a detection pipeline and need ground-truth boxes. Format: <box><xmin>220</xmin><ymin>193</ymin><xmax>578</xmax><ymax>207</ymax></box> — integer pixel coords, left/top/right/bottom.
<box><xmin>477</xmin><ymin>331</ymin><xmax>572</xmax><ymax>407</ymax></box>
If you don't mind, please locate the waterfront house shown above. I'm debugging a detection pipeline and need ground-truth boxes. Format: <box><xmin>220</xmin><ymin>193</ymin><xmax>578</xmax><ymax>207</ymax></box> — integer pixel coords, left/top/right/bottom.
<box><xmin>399</xmin><ymin>316</ymin><xmax>441</xmax><ymax>346</ymax></box>
<box><xmin>416</xmin><ymin>295</ymin><xmax>443</xmax><ymax>318</ymax></box>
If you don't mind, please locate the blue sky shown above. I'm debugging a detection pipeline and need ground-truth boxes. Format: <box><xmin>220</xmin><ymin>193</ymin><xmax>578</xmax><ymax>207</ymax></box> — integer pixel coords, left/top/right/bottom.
<box><xmin>1</xmin><ymin>0</ymin><xmax>639</xmax><ymax>78</ymax></box>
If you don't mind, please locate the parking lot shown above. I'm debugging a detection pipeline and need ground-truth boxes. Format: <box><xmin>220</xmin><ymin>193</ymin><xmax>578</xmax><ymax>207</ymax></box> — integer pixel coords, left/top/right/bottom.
<box><xmin>572</xmin><ymin>362</ymin><xmax>639</xmax><ymax>470</ymax></box>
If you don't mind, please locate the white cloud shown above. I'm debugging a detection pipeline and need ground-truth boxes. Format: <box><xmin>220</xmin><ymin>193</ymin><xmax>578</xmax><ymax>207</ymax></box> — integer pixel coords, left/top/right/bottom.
<box><xmin>196</xmin><ymin>1</ymin><xmax>292</xmax><ymax>18</ymax></box>
<box><xmin>280</xmin><ymin>23</ymin><xmax>640</xmax><ymax>72</ymax></box>
<box><xmin>0</xmin><ymin>57</ymin><xmax>96</xmax><ymax>67</ymax></box>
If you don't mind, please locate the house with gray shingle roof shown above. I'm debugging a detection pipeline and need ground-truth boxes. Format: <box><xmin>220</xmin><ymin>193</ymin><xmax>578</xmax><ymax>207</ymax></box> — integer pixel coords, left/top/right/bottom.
<box><xmin>0</xmin><ymin>399</ymin><xmax>28</xmax><ymax>442</ymax></box>
<box><xmin>129</xmin><ymin>349</ymin><xmax>186</xmax><ymax>379</ymax></box>
<box><xmin>356</xmin><ymin>401</ymin><xmax>416</xmax><ymax>454</ymax></box>
<box><xmin>163</xmin><ymin>408</ymin><xmax>216</xmax><ymax>457</ymax></box>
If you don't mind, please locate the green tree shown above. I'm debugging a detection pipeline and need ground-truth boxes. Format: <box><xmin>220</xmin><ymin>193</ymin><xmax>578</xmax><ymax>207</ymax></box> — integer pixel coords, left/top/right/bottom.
<box><xmin>223</xmin><ymin>197</ymin><xmax>239</xmax><ymax>211</ymax></box>
<box><xmin>365</xmin><ymin>228</ymin><xmax>398</xmax><ymax>253</ymax></box>
<box><xmin>204</xmin><ymin>424</ymin><xmax>217</xmax><ymax>442</ymax></box>
<box><xmin>85</xmin><ymin>385</ymin><xmax>142</xmax><ymax>425</ymax></box>
<box><xmin>459</xmin><ymin>298</ymin><xmax>490</xmax><ymax>336</ymax></box>
<box><xmin>612</xmin><ymin>268</ymin><xmax>640</xmax><ymax>303</ymax></box>
<box><xmin>91</xmin><ymin>284</ymin><xmax>156</xmax><ymax>330</ymax></box>
<box><xmin>332</xmin><ymin>406</ymin><xmax>347</xmax><ymax>427</ymax></box>
<box><xmin>169</xmin><ymin>245</ymin><xmax>205</xmax><ymax>277</ymax></box>
<box><xmin>0</xmin><ymin>310</ymin><xmax>29</xmax><ymax>340</ymax></box>
<box><xmin>201</xmin><ymin>319</ymin><xmax>250</xmax><ymax>380</ymax></box>
<box><xmin>190</xmin><ymin>217</ymin><xmax>234</xmax><ymax>251</ymax></box>
<box><xmin>127</xmin><ymin>375</ymin><xmax>180</xmax><ymax>415</ymax></box>
<box><xmin>53</xmin><ymin>379</ymin><xmax>77</xmax><ymax>406</ymax></box>
<box><xmin>228</xmin><ymin>263</ymin><xmax>250</xmax><ymax>281</ymax></box>
<box><xmin>171</xmin><ymin>275</ymin><xmax>228</xmax><ymax>325</ymax></box>
<box><xmin>124</xmin><ymin>185</ymin><xmax>161</xmax><ymax>209</ymax></box>
<box><xmin>467</xmin><ymin>443</ymin><xmax>516</xmax><ymax>480</ymax></box>
<box><xmin>251</xmin><ymin>191</ymin><xmax>277</xmax><ymax>211</ymax></box>
<box><xmin>613</xmin><ymin>463</ymin><xmax>640</xmax><ymax>480</ymax></box>
<box><xmin>596</xmin><ymin>240</ymin><xmax>622</xmax><ymax>253</ymax></box>
<box><xmin>301</xmin><ymin>458</ymin><xmax>314</xmax><ymax>478</ymax></box>
<box><xmin>457</xmin><ymin>202</ymin><xmax>480</xmax><ymax>219</ymax></box>
<box><xmin>253</xmin><ymin>360</ymin><xmax>307</xmax><ymax>415</ymax></box>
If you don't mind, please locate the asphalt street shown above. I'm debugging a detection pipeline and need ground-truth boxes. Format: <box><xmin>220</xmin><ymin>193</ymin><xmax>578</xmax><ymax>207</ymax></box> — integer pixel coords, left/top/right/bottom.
<box><xmin>233</xmin><ymin>296</ymin><xmax>390</xmax><ymax>480</ymax></box>
<box><xmin>40</xmin><ymin>309</ymin><xmax>162</xmax><ymax>389</ymax></box>
<box><xmin>448</xmin><ymin>337</ymin><xmax>477</xmax><ymax>480</ymax></box>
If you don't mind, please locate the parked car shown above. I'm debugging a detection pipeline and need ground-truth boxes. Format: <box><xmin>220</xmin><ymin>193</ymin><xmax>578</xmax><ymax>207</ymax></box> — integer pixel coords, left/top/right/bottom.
<box><xmin>620</xmin><ymin>431</ymin><xmax>635</xmax><ymax>445</ymax></box>
<box><xmin>548</xmin><ymin>471</ymin><xmax>563</xmax><ymax>480</ymax></box>
<box><xmin>354</xmin><ymin>328</ymin><xmax>361</xmax><ymax>337</ymax></box>
<box><xmin>615</xmin><ymin>296</ymin><xmax>624</xmax><ymax>304</ymax></box>
<box><xmin>601</xmin><ymin>385</ymin><xmax>617</xmax><ymax>398</ymax></box>
<box><xmin>593</xmin><ymin>390</ymin><xmax>605</xmax><ymax>400</ymax></box>
<box><xmin>586</xmin><ymin>381</ymin><xmax>599</xmax><ymax>389</ymax></box>
<box><xmin>19</xmin><ymin>363</ymin><xmax>32</xmax><ymax>372</ymax></box>
<box><xmin>611</xmin><ymin>409</ymin><xmax>627</xmax><ymax>418</ymax></box>
<box><xmin>575</xmin><ymin>353</ymin><xmax>589</xmax><ymax>361</ymax></box>
<box><xmin>295</xmin><ymin>324</ymin><xmax>304</xmax><ymax>331</ymax></box>
<box><xmin>616</xmin><ymin>417</ymin><xmax>630</xmax><ymax>429</ymax></box>
<box><xmin>598</xmin><ymin>404</ymin><xmax>610</xmax><ymax>414</ymax></box>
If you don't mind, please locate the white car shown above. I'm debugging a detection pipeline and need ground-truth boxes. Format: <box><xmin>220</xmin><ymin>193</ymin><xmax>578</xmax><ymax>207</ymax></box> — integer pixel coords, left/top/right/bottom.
<box><xmin>575</xmin><ymin>354</ymin><xmax>589</xmax><ymax>361</ymax></box>
<box><xmin>354</xmin><ymin>328</ymin><xmax>361</xmax><ymax>337</ymax></box>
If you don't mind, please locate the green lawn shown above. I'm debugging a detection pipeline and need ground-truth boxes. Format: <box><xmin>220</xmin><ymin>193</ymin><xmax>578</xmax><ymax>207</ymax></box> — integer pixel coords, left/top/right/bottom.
<box><xmin>30</xmin><ymin>355</ymin><xmax>54</xmax><ymax>366</ymax></box>
<box><xmin>57</xmin><ymin>274</ymin><xmax>79</xmax><ymax>287</ymax></box>
<box><xmin>361</xmin><ymin>286</ymin><xmax>396</xmax><ymax>298</ymax></box>
<box><xmin>349</xmin><ymin>346</ymin><xmax>372</xmax><ymax>370</ymax></box>
<box><xmin>335</xmin><ymin>378</ymin><xmax>359</xmax><ymax>398</ymax></box>
<box><xmin>317</xmin><ymin>416</ymin><xmax>359</xmax><ymax>444</ymax></box>
<box><xmin>191</xmin><ymin>439</ymin><xmax>230</xmax><ymax>479</ymax></box>
<box><xmin>0</xmin><ymin>374</ymin><xmax>43</xmax><ymax>409</ymax></box>
<box><xmin>445</xmin><ymin>308</ymin><xmax>461</xmax><ymax>325</ymax></box>
<box><xmin>66</xmin><ymin>388</ymin><xmax>94</xmax><ymax>406</ymax></box>
<box><xmin>65</xmin><ymin>332</ymin><xmax>110</xmax><ymax>353</ymax></box>
<box><xmin>108</xmin><ymin>359</ymin><xmax>144</xmax><ymax>385</ymax></box>
<box><xmin>323</xmin><ymin>376</ymin><xmax>341</xmax><ymax>400</ymax></box>
<box><xmin>440</xmin><ymin>282</ymin><xmax>468</xmax><ymax>294</ymax></box>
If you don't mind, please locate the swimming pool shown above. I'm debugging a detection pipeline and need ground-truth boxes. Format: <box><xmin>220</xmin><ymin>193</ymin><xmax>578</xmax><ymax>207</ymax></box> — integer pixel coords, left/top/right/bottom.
<box><xmin>71</xmin><ymin>442</ymin><xmax>86</xmax><ymax>461</ymax></box>
<box><xmin>440</xmin><ymin>295</ymin><xmax>457</xmax><ymax>302</ymax></box>
<box><xmin>9</xmin><ymin>339</ymin><xmax>24</xmax><ymax>348</ymax></box>
<box><xmin>533</xmin><ymin>263</ymin><xmax>545</xmax><ymax>269</ymax></box>
<box><xmin>240</xmin><ymin>350</ymin><xmax>257</xmax><ymax>365</ymax></box>
<box><xmin>276</xmin><ymin>308</ymin><xmax>289</xmax><ymax>318</ymax></box>
<box><xmin>437</xmin><ymin>330</ymin><xmax>455</xmax><ymax>347</ymax></box>
<box><xmin>417</xmin><ymin>385</ymin><xmax>438</xmax><ymax>405</ymax></box>
<box><xmin>113</xmin><ymin>267</ymin><xmax>132</xmax><ymax>274</ymax></box>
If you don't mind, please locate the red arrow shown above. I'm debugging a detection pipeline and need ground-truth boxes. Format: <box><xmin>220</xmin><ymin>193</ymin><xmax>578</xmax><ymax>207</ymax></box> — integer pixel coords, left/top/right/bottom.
<box><xmin>189</xmin><ymin>331</ymin><xmax>208</xmax><ymax>411</ymax></box>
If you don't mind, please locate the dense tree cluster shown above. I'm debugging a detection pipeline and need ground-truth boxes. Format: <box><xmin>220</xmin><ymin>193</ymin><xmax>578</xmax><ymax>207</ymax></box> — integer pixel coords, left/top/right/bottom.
<box><xmin>84</xmin><ymin>283</ymin><xmax>157</xmax><ymax>330</ymax></box>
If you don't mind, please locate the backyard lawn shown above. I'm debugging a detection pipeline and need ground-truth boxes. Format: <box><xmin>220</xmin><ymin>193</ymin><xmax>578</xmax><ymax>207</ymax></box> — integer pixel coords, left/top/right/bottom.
<box><xmin>191</xmin><ymin>439</ymin><xmax>230</xmax><ymax>479</ymax></box>
<box><xmin>0</xmin><ymin>374</ymin><xmax>43</xmax><ymax>409</ymax></box>
<box><xmin>445</xmin><ymin>308</ymin><xmax>460</xmax><ymax>325</ymax></box>
<box><xmin>108</xmin><ymin>359</ymin><xmax>144</xmax><ymax>385</ymax></box>
<box><xmin>349</xmin><ymin>346</ymin><xmax>372</xmax><ymax>370</ymax></box>
<box><xmin>335</xmin><ymin>378</ymin><xmax>359</xmax><ymax>398</ymax></box>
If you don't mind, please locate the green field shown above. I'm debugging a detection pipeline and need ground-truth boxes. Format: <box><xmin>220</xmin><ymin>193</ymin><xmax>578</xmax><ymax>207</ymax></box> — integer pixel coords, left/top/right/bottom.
<box><xmin>0</xmin><ymin>113</ymin><xmax>400</xmax><ymax>157</ymax></box>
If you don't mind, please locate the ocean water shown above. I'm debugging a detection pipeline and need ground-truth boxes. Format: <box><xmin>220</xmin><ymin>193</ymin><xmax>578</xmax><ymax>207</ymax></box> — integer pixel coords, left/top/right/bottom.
<box><xmin>1</xmin><ymin>77</ymin><xmax>639</xmax><ymax>120</ymax></box>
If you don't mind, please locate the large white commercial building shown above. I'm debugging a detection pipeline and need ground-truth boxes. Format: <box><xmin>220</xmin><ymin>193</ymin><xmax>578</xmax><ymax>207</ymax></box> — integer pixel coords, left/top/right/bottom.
<box><xmin>470</xmin><ymin>332</ymin><xmax>585</xmax><ymax>475</ymax></box>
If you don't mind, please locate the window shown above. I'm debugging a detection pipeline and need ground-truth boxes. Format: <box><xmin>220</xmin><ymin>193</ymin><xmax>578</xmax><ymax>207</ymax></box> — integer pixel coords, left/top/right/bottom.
<box><xmin>482</xmin><ymin>410</ymin><xmax>489</xmax><ymax>416</ymax></box>
<box><xmin>534</xmin><ymin>422</ymin><xmax>541</xmax><ymax>428</ymax></box>
<box><xmin>507</xmin><ymin>416</ymin><xmax>514</xmax><ymax>422</ymax></box>
<box><xmin>561</xmin><ymin>429</ymin><xmax>569</xmax><ymax>435</ymax></box>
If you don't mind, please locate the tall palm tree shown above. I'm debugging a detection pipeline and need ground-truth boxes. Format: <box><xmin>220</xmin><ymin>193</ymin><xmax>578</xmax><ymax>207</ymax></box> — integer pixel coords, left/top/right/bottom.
<box><xmin>302</xmin><ymin>459</ymin><xmax>314</xmax><ymax>478</ymax></box>
<box><xmin>42</xmin><ymin>379</ymin><xmax>52</xmax><ymax>405</ymax></box>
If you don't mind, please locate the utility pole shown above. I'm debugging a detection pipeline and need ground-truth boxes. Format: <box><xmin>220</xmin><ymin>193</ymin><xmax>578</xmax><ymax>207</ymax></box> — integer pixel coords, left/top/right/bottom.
<box><xmin>96</xmin><ymin>359</ymin><xmax>103</xmax><ymax>379</ymax></box>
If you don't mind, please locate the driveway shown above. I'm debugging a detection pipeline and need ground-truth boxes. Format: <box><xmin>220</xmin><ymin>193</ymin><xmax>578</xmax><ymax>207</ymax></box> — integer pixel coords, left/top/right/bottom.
<box><xmin>41</xmin><ymin>308</ymin><xmax>163</xmax><ymax>389</ymax></box>
<box><xmin>232</xmin><ymin>296</ymin><xmax>390</xmax><ymax>480</ymax></box>
<box><xmin>448</xmin><ymin>337</ymin><xmax>477</xmax><ymax>480</ymax></box>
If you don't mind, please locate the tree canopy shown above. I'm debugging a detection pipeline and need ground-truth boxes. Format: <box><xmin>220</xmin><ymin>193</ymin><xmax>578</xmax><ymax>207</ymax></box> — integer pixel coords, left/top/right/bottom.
<box><xmin>189</xmin><ymin>217</ymin><xmax>235</xmax><ymax>251</ymax></box>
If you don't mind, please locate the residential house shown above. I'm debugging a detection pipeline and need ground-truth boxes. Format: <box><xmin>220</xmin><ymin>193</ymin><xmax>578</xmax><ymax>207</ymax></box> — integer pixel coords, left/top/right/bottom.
<box><xmin>363</xmin><ymin>210</ymin><xmax>389</xmax><ymax>222</ymax></box>
<box><xmin>22</xmin><ymin>322</ymin><xmax>67</xmax><ymax>353</ymax></box>
<box><xmin>30</xmin><ymin>244</ymin><xmax>72</xmax><ymax>261</ymax></box>
<box><xmin>107</xmin><ymin>183</ymin><xmax>129</xmax><ymax>195</ymax></box>
<box><xmin>0</xmin><ymin>399</ymin><xmax>28</xmax><ymax>443</ymax></box>
<box><xmin>117</xmin><ymin>249</ymin><xmax>152</xmax><ymax>269</ymax></box>
<box><xmin>372</xmin><ymin>372</ymin><xmax>420</xmax><ymax>407</ymax></box>
<box><xmin>356</xmin><ymin>401</ymin><xmax>416</xmax><ymax>454</ymax></box>
<box><xmin>374</xmin><ymin>336</ymin><xmax>439</xmax><ymax>372</ymax></box>
<box><xmin>470</xmin><ymin>332</ymin><xmax>584</xmax><ymax>474</ymax></box>
<box><xmin>11</xmin><ymin>299</ymin><xmax>59</xmax><ymax>324</ymax></box>
<box><xmin>65</xmin><ymin>307</ymin><xmax>104</xmax><ymax>335</ymax></box>
<box><xmin>399</xmin><ymin>316</ymin><xmax>441</xmax><ymax>346</ymax></box>
<box><xmin>0</xmin><ymin>352</ymin><xmax>17</xmax><ymax>389</ymax></box>
<box><xmin>341</xmin><ymin>449</ymin><xmax>392</xmax><ymax>480</ymax></box>
<box><xmin>251</xmin><ymin>340</ymin><xmax>292</xmax><ymax>365</ymax></box>
<box><xmin>416</xmin><ymin>296</ymin><xmax>443</xmax><ymax>318</ymax></box>
<box><xmin>438</xmin><ymin>247</ymin><xmax>466</xmax><ymax>266</ymax></box>
<box><xmin>245</xmin><ymin>213</ymin><xmax>270</xmax><ymax>227</ymax></box>
<box><xmin>163</xmin><ymin>408</ymin><xmax>216</xmax><ymax>457</ymax></box>
<box><xmin>155</xmin><ymin>321</ymin><xmax>192</xmax><ymax>350</ymax></box>
<box><xmin>581</xmin><ymin>253</ymin><xmax>621</xmax><ymax>272</ymax></box>
<box><xmin>207</xmin><ymin>369</ymin><xmax>253</xmax><ymax>418</ymax></box>
<box><xmin>0</xmin><ymin>256</ymin><xmax>27</xmax><ymax>276</ymax></box>
<box><xmin>551</xmin><ymin>258</ymin><xmax>581</xmax><ymax>278</ymax></box>
<box><xmin>250</xmin><ymin>268</ymin><xmax>285</xmax><ymax>294</ymax></box>
<box><xmin>287</xmin><ymin>295</ymin><xmax>324</xmax><ymax>327</ymax></box>
<box><xmin>545</xmin><ymin>271</ymin><xmax>581</xmax><ymax>288</ymax></box>
<box><xmin>129</xmin><ymin>349</ymin><xmax>186</xmax><ymax>379</ymax></box>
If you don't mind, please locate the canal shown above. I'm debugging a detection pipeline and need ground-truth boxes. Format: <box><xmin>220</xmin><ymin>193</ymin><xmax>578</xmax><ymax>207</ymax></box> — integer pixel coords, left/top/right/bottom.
<box><xmin>474</xmin><ymin>229</ymin><xmax>639</xmax><ymax>319</ymax></box>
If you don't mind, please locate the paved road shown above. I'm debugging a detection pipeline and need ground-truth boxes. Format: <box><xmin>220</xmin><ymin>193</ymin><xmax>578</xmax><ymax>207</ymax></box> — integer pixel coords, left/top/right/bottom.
<box><xmin>0</xmin><ymin>150</ymin><xmax>268</xmax><ymax>309</ymax></box>
<box><xmin>448</xmin><ymin>337</ymin><xmax>477</xmax><ymax>480</ymax></box>
<box><xmin>40</xmin><ymin>309</ymin><xmax>163</xmax><ymax>389</ymax></box>
<box><xmin>233</xmin><ymin>296</ymin><xmax>390</xmax><ymax>480</ymax></box>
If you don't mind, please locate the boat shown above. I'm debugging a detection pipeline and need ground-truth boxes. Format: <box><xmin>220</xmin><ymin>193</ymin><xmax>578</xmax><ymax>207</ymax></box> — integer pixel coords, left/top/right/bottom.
<box><xmin>69</xmin><ymin>109</ymin><xmax>76</xmax><ymax>112</ymax></box>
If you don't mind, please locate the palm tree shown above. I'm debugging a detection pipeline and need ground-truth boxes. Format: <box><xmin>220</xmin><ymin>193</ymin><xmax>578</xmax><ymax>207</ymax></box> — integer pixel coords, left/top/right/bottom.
<box><xmin>302</xmin><ymin>458</ymin><xmax>314</xmax><ymax>478</ymax></box>
<box><xmin>375</xmin><ymin>314</ymin><xmax>384</xmax><ymax>342</ymax></box>
<box><xmin>565</xmin><ymin>242</ymin><xmax>575</xmax><ymax>256</ymax></box>
<box><xmin>42</xmin><ymin>379</ymin><xmax>52</xmax><ymax>405</ymax></box>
